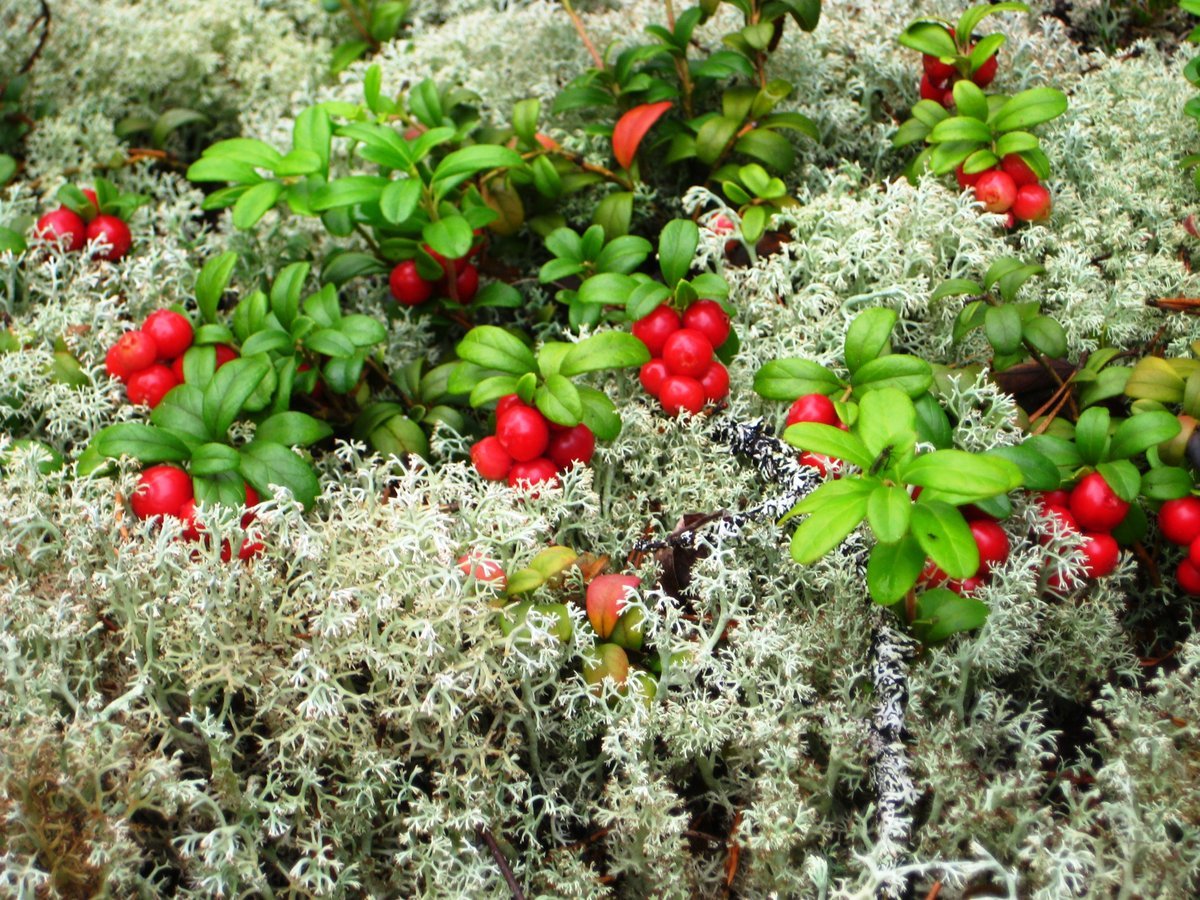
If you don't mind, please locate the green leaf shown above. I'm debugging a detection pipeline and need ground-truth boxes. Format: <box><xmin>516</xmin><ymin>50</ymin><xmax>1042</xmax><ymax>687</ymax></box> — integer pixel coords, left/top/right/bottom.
<box><xmin>470</xmin><ymin>375</ymin><xmax>521</xmax><ymax>407</ymax></box>
<box><xmin>658</xmin><ymin>219</ymin><xmax>699</xmax><ymax>288</ymax></box>
<box><xmin>422</xmin><ymin>216</ymin><xmax>474</xmax><ymax>260</ymax></box>
<box><xmin>151</xmin><ymin>385</ymin><xmax>211</xmax><ymax>446</ymax></box>
<box><xmin>786</xmin><ymin>480</ymin><xmax>873</xmax><ymax>564</ymax></box>
<box><xmin>293</xmin><ymin>106</ymin><xmax>332</xmax><ymax>173</ymax></box>
<box><xmin>190</xmin><ymin>442</ymin><xmax>241</xmax><ymax>476</ymax></box>
<box><xmin>0</xmin><ymin>226</ymin><xmax>26</xmax><ymax>254</ymax></box>
<box><xmin>195</xmin><ymin>252</ymin><xmax>238</xmax><ymax>324</ymax></box>
<box><xmin>272</xmin><ymin>149</ymin><xmax>322</xmax><ymax>177</ymax></box>
<box><xmin>238</xmin><ymin>440</ymin><xmax>320</xmax><ymax>510</ymax></box>
<box><xmin>256</xmin><ymin>412</ymin><xmax>333</xmax><ymax>447</ymax></box>
<box><xmin>305</xmin><ymin>328</ymin><xmax>356</xmax><ymax>359</ymax></box>
<box><xmin>931</xmin><ymin>278</ymin><xmax>982</xmax><ymax>302</ymax></box>
<box><xmin>844</xmin><ymin>308</ymin><xmax>897</xmax><ymax>374</ymax></box>
<box><xmin>1108</xmin><ymin>410</ymin><xmax>1181</xmax><ymax>461</ymax></box>
<box><xmin>990</xmin><ymin>87</ymin><xmax>1068</xmax><ymax>132</ymax></box>
<box><xmin>1074</xmin><ymin>406</ymin><xmax>1110</xmax><ymax>466</ymax></box>
<box><xmin>900</xmin><ymin>450</ymin><xmax>1023</xmax><ymax>500</ymax></box>
<box><xmin>782</xmin><ymin>423</ymin><xmax>873</xmax><ymax>469</ymax></box>
<box><xmin>432</xmin><ymin>145</ymin><xmax>525</xmax><ymax>189</ymax></box>
<box><xmin>929</xmin><ymin>116</ymin><xmax>993</xmax><ymax>145</ymax></box>
<box><xmin>857</xmin><ymin>387</ymin><xmax>918</xmax><ymax>460</ymax></box>
<box><xmin>850</xmin><ymin>355</ymin><xmax>933</xmax><ymax>398</ymax></box>
<box><xmin>312</xmin><ymin>175</ymin><xmax>389</xmax><ymax>211</ymax></box>
<box><xmin>986</xmin><ymin>444</ymin><xmax>1061</xmax><ymax>491</ymax></box>
<box><xmin>754</xmin><ymin>359</ymin><xmax>841</xmax><ymax>400</ymax></box>
<box><xmin>93</xmin><ymin>423</ymin><xmax>191</xmax><ymax>464</ymax></box>
<box><xmin>380</xmin><ymin>179</ymin><xmax>422</xmax><ymax>225</ymax></box>
<box><xmin>577</xmin><ymin>272</ymin><xmax>637</xmax><ymax>306</ymax></box>
<box><xmin>321</xmin><ymin>252</ymin><xmax>388</xmax><ymax>287</ymax></box>
<box><xmin>535</xmin><ymin>374</ymin><xmax>584</xmax><ymax>427</ymax></box>
<box><xmin>733</xmin><ymin>128</ymin><xmax>795</xmax><ymax>172</ymax></box>
<box><xmin>867</xmin><ymin>535</ymin><xmax>926</xmax><ymax>605</ymax></box>
<box><xmin>914</xmin><ymin>392</ymin><xmax>953</xmax><ymax>449</ymax></box>
<box><xmin>1141</xmin><ymin>466</ymin><xmax>1193</xmax><ymax>501</ymax></box>
<box><xmin>911</xmin><ymin>500</ymin><xmax>979</xmax><ymax>580</ymax></box>
<box><xmin>914</xmin><ymin>588</ymin><xmax>989</xmax><ymax>643</ymax></box>
<box><xmin>898</xmin><ymin>21</ymin><xmax>957</xmax><ymax>57</ymax></box>
<box><xmin>867</xmin><ymin>484</ymin><xmax>913</xmax><ymax>544</ymax></box>
<box><xmin>1023</xmin><ymin>315</ymin><xmax>1067</xmax><ymax>358</ymax></box>
<box><xmin>984</xmin><ymin>304</ymin><xmax>1023</xmax><ymax>355</ymax></box>
<box><xmin>578</xmin><ymin>386</ymin><xmax>622</xmax><ymax>441</ymax></box>
<box><xmin>232</xmin><ymin>181</ymin><xmax>283</xmax><ymax>229</ymax></box>
<box><xmin>560</xmin><ymin>332</ymin><xmax>649</xmax><ymax>376</ymax></box>
<box><xmin>593</xmin><ymin>192</ymin><xmax>633</xmax><ymax>239</ymax></box>
<box><xmin>456</xmin><ymin>326</ymin><xmax>536</xmax><ymax>375</ymax></box>
<box><xmin>696</xmin><ymin>115</ymin><xmax>740</xmax><ymax>165</ymax></box>
<box><xmin>952</xmin><ymin>80</ymin><xmax>989</xmax><ymax>122</ymax></box>
<box><xmin>1096</xmin><ymin>459</ymin><xmax>1142</xmax><ymax>503</ymax></box>
<box><xmin>203</xmin><ymin>356</ymin><xmax>271</xmax><ymax>437</ymax></box>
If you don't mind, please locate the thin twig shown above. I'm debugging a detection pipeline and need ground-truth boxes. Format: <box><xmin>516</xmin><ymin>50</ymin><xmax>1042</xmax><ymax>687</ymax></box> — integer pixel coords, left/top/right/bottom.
<box><xmin>477</xmin><ymin>825</ymin><xmax>526</xmax><ymax>900</ymax></box>
<box><xmin>561</xmin><ymin>0</ymin><xmax>604</xmax><ymax>69</ymax></box>
<box><xmin>19</xmin><ymin>1</ymin><xmax>52</xmax><ymax>76</ymax></box>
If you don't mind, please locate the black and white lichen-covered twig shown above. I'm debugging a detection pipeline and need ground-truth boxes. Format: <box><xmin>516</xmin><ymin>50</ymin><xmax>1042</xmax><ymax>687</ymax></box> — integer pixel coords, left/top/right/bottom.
<box><xmin>867</xmin><ymin>610</ymin><xmax>920</xmax><ymax>899</ymax></box>
<box><xmin>632</xmin><ymin>416</ymin><xmax>818</xmax><ymax>552</ymax></box>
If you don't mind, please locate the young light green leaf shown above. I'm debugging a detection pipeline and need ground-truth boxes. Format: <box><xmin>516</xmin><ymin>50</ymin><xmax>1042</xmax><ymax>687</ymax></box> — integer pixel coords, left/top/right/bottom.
<box><xmin>658</xmin><ymin>219</ymin><xmax>699</xmax><ymax>288</ymax></box>
<box><xmin>456</xmin><ymin>326</ymin><xmax>536</xmax><ymax>375</ymax></box>
<box><xmin>867</xmin><ymin>535</ymin><xmax>926</xmax><ymax>605</ymax></box>
<box><xmin>867</xmin><ymin>484</ymin><xmax>913</xmax><ymax>544</ymax></box>
<box><xmin>782</xmin><ymin>423</ymin><xmax>872</xmax><ymax>469</ymax></box>
<box><xmin>844</xmin><ymin>308</ymin><xmax>896</xmax><ymax>374</ymax></box>
<box><xmin>560</xmin><ymin>332</ymin><xmax>649</xmax><ymax>376</ymax></box>
<box><xmin>786</xmin><ymin>480</ymin><xmax>873</xmax><ymax>563</ymax></box>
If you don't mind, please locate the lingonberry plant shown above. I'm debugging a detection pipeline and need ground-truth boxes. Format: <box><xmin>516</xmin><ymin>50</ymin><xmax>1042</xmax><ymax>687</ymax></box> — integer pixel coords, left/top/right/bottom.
<box><xmin>320</xmin><ymin>0</ymin><xmax>413</xmax><ymax>74</ymax></box>
<box><xmin>33</xmin><ymin>178</ymin><xmax>147</xmax><ymax>259</ymax></box>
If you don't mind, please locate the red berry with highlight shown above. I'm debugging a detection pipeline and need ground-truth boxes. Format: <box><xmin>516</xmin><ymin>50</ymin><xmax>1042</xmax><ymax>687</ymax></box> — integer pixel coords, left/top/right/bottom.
<box><xmin>390</xmin><ymin>260</ymin><xmax>433</xmax><ymax>306</ymax></box>
<box><xmin>631</xmin><ymin>305</ymin><xmax>681</xmax><ymax>357</ymax></box>
<box><xmin>495</xmin><ymin>394</ymin><xmax>530</xmax><ymax>421</ymax></box>
<box><xmin>131</xmin><ymin>465</ymin><xmax>193</xmax><ymax>521</ymax></box>
<box><xmin>86</xmin><ymin>214</ymin><xmax>132</xmax><ymax>261</ymax></box>
<box><xmin>126</xmin><ymin>364</ymin><xmax>178</xmax><ymax>408</ymax></box>
<box><xmin>458</xmin><ymin>551</ymin><xmax>507</xmax><ymax>588</ymax></box>
<box><xmin>471</xmin><ymin>436</ymin><xmax>512</xmax><ymax>481</ymax></box>
<box><xmin>1159</xmin><ymin>497</ymin><xmax>1200</xmax><ymax>546</ymax></box>
<box><xmin>111</xmin><ymin>330</ymin><xmax>158</xmax><ymax>378</ymax></box>
<box><xmin>1001</xmin><ymin>154</ymin><xmax>1039</xmax><ymax>188</ymax></box>
<box><xmin>548</xmin><ymin>424</ymin><xmax>595</xmax><ymax>470</ymax></box>
<box><xmin>699</xmin><ymin>360</ymin><xmax>729</xmax><ymax>402</ymax></box>
<box><xmin>1080</xmin><ymin>532</ymin><xmax>1119</xmax><ymax>578</ymax></box>
<box><xmin>1069</xmin><ymin>472</ymin><xmax>1129</xmax><ymax>532</ymax></box>
<box><xmin>973</xmin><ymin>170</ymin><xmax>1017</xmax><ymax>213</ymax></box>
<box><xmin>786</xmin><ymin>393</ymin><xmax>838</xmax><ymax>428</ymax></box>
<box><xmin>142</xmin><ymin>309</ymin><xmax>194</xmax><ymax>360</ymax></box>
<box><xmin>662</xmin><ymin>328</ymin><xmax>714</xmax><ymax>378</ymax></box>
<box><xmin>682</xmin><ymin>300</ymin><xmax>731</xmax><ymax>349</ymax></box>
<box><xmin>1013</xmin><ymin>185</ymin><xmax>1052</xmax><ymax>223</ymax></box>
<box><xmin>970</xmin><ymin>519</ymin><xmax>1009</xmax><ymax>575</ymax></box>
<box><xmin>639</xmin><ymin>359</ymin><xmax>670</xmax><ymax>397</ymax></box>
<box><xmin>35</xmin><ymin>208</ymin><xmax>86</xmax><ymax>251</ymax></box>
<box><xmin>659</xmin><ymin>376</ymin><xmax>705</xmax><ymax>416</ymax></box>
<box><xmin>495</xmin><ymin>406</ymin><xmax>549</xmax><ymax>462</ymax></box>
<box><xmin>507</xmin><ymin>457</ymin><xmax>559</xmax><ymax>492</ymax></box>
<box><xmin>105</xmin><ymin>344</ymin><xmax>129</xmax><ymax>381</ymax></box>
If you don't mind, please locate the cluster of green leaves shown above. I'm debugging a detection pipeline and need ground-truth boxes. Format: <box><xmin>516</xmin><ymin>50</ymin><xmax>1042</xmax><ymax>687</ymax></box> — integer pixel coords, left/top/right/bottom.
<box><xmin>555</xmin><ymin>1</ymin><xmax>819</xmax><ymax>184</ymax></box>
<box><xmin>449</xmin><ymin>324</ymin><xmax>648</xmax><ymax>442</ymax></box>
<box><xmin>894</xmin><ymin>80</ymin><xmax>1067</xmax><ymax>182</ymax></box>
<box><xmin>1179</xmin><ymin>1</ymin><xmax>1200</xmax><ymax>189</ymax></box>
<box><xmin>320</xmin><ymin>0</ymin><xmax>413</xmax><ymax>74</ymax></box>
<box><xmin>718</xmin><ymin>162</ymin><xmax>796</xmax><ymax>244</ymax></box>
<box><xmin>115</xmin><ymin>107</ymin><xmax>211</xmax><ymax>152</ymax></box>
<box><xmin>934</xmin><ymin>257</ymin><xmax>1067</xmax><ymax>371</ymax></box>
<box><xmin>58</xmin><ymin>177</ymin><xmax>148</xmax><ymax>223</ymax></box>
<box><xmin>898</xmin><ymin>3</ymin><xmax>1030</xmax><ymax>82</ymax></box>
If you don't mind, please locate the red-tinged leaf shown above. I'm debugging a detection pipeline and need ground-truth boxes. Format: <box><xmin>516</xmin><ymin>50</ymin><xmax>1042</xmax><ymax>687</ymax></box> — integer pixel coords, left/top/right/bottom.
<box><xmin>613</xmin><ymin>101</ymin><xmax>672</xmax><ymax>170</ymax></box>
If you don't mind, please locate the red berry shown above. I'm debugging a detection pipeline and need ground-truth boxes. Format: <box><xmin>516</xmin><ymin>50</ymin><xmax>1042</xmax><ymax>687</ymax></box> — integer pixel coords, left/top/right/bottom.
<box><xmin>451</xmin><ymin>262</ymin><xmax>479</xmax><ymax>303</ymax></box>
<box><xmin>1080</xmin><ymin>532</ymin><xmax>1119</xmax><ymax>578</ymax></box>
<box><xmin>1189</xmin><ymin>535</ymin><xmax>1200</xmax><ymax>569</ymax></box>
<box><xmin>35</xmin><ymin>208</ymin><xmax>86</xmax><ymax>251</ymax></box>
<box><xmin>658</xmin><ymin>376</ymin><xmax>705</xmax><ymax>417</ymax></box>
<box><xmin>1038</xmin><ymin>489</ymin><xmax>1071</xmax><ymax>509</ymax></box>
<box><xmin>709</xmin><ymin>214</ymin><xmax>735</xmax><ymax>236</ymax></box>
<box><xmin>82</xmin><ymin>188</ymin><xmax>99</xmax><ymax>214</ymax></box>
<box><xmin>171</xmin><ymin>355</ymin><xmax>186</xmax><ymax>382</ymax></box>
<box><xmin>85</xmin><ymin>215</ymin><xmax>132</xmax><ymax>261</ymax></box>
<box><xmin>970</xmin><ymin>520</ymin><xmax>1009</xmax><ymax>575</ymax></box>
<box><xmin>1070</xmin><ymin>473</ymin><xmax>1129</xmax><ymax>532</ymax></box>
<box><xmin>631</xmin><ymin>305</ymin><xmax>681</xmax><ymax>356</ymax></box>
<box><xmin>919</xmin><ymin>558</ymin><xmax>948</xmax><ymax>587</ymax></box>
<box><xmin>495</xmin><ymin>394</ymin><xmax>530</xmax><ymax>420</ymax></box>
<box><xmin>457</xmin><ymin>551</ymin><xmax>507</xmax><ymax>588</ymax></box>
<box><xmin>131</xmin><ymin>465</ymin><xmax>193</xmax><ymax>521</ymax></box>
<box><xmin>126</xmin><ymin>364</ymin><xmax>178</xmax><ymax>407</ymax></box>
<box><xmin>799</xmin><ymin>451</ymin><xmax>837</xmax><ymax>477</ymax></box>
<box><xmin>389</xmin><ymin>260</ymin><xmax>433</xmax><ymax>306</ymax></box>
<box><xmin>698</xmin><ymin>360</ymin><xmax>730</xmax><ymax>402</ymax></box>
<box><xmin>586</xmin><ymin>574</ymin><xmax>640</xmax><ymax>638</ymax></box>
<box><xmin>142</xmin><ymin>309</ymin><xmax>194</xmax><ymax>360</ymax></box>
<box><xmin>495</xmin><ymin>406</ymin><xmax>549</xmax><ymax>462</ymax></box>
<box><xmin>1000</xmin><ymin>154</ymin><xmax>1039</xmax><ymax>188</ymax></box>
<box><xmin>471</xmin><ymin>436</ymin><xmax>512</xmax><ymax>481</ymax></box>
<box><xmin>662</xmin><ymin>328</ymin><xmax>714</xmax><ymax>378</ymax></box>
<box><xmin>241</xmin><ymin>484</ymin><xmax>260</xmax><ymax>528</ymax></box>
<box><xmin>1039</xmin><ymin>504</ymin><xmax>1079</xmax><ymax>544</ymax></box>
<box><xmin>919</xmin><ymin>73</ymin><xmax>946</xmax><ymax>103</ymax></box>
<box><xmin>105</xmin><ymin>344</ymin><xmax>129</xmax><ymax>381</ymax></box>
<box><xmin>639</xmin><ymin>359</ymin><xmax>670</xmax><ymax>397</ymax></box>
<box><xmin>214</xmin><ymin>344</ymin><xmax>239</xmax><ymax>368</ymax></box>
<box><xmin>507</xmin><ymin>457</ymin><xmax>559</xmax><ymax>492</ymax></box>
<box><xmin>237</xmin><ymin>535</ymin><xmax>265</xmax><ymax>561</ymax></box>
<box><xmin>786</xmin><ymin>393</ymin><xmax>838</xmax><ymax>428</ymax></box>
<box><xmin>923</xmin><ymin>53</ymin><xmax>956</xmax><ymax>82</ymax></box>
<box><xmin>955</xmin><ymin>164</ymin><xmax>990</xmax><ymax>190</ymax></box>
<box><xmin>1159</xmin><ymin>497</ymin><xmax>1200</xmax><ymax>546</ymax></box>
<box><xmin>1012</xmin><ymin>184</ymin><xmax>1052</xmax><ymax>223</ymax></box>
<box><xmin>971</xmin><ymin>53</ymin><xmax>999</xmax><ymax>87</ymax></box>
<box><xmin>178</xmin><ymin>497</ymin><xmax>204</xmax><ymax>542</ymax></box>
<box><xmin>682</xmin><ymin>300</ymin><xmax>731</xmax><ymax>349</ymax></box>
<box><xmin>111</xmin><ymin>330</ymin><xmax>158</xmax><ymax>378</ymax></box>
<box><xmin>548</xmin><ymin>423</ymin><xmax>595</xmax><ymax>470</ymax></box>
<box><xmin>1178</xmin><ymin>559</ymin><xmax>1200</xmax><ymax>596</ymax></box>
<box><xmin>947</xmin><ymin>576</ymin><xmax>985</xmax><ymax>596</ymax></box>
<box><xmin>942</xmin><ymin>88</ymin><xmax>957</xmax><ymax>108</ymax></box>
<box><xmin>973</xmin><ymin>171</ymin><xmax>1017</xmax><ymax>214</ymax></box>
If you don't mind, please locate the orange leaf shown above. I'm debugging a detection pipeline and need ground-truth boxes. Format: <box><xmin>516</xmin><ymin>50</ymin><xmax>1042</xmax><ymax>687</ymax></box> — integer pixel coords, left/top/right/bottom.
<box><xmin>612</xmin><ymin>101</ymin><xmax>672</xmax><ymax>171</ymax></box>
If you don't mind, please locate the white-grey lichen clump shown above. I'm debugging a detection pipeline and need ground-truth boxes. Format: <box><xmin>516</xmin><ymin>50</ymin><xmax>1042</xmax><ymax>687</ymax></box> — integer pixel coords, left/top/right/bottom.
<box><xmin>1</xmin><ymin>0</ymin><xmax>1200</xmax><ymax>897</ymax></box>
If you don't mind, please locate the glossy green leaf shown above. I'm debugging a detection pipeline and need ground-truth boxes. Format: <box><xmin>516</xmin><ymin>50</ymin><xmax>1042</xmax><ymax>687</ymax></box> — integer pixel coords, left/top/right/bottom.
<box><xmin>911</xmin><ymin>500</ymin><xmax>979</xmax><ymax>580</ymax></box>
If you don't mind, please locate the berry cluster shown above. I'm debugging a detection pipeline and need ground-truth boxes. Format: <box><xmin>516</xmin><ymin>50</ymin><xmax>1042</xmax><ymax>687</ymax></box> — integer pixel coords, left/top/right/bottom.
<box><xmin>1038</xmin><ymin>473</ymin><xmax>1126</xmax><ymax>591</ymax></box>
<box><xmin>105</xmin><ymin>310</ymin><xmax>238</xmax><ymax>408</ymax></box>
<box><xmin>1158</xmin><ymin>496</ymin><xmax>1200</xmax><ymax>596</ymax></box>
<box><xmin>920</xmin><ymin>515</ymin><xmax>1011</xmax><ymax>596</ymax></box>
<box><xmin>131</xmin><ymin>464</ymin><xmax>263</xmax><ymax>561</ymax></box>
<box><xmin>470</xmin><ymin>394</ymin><xmax>595</xmax><ymax>492</ymax></box>
<box><xmin>389</xmin><ymin>245</ymin><xmax>481</xmax><ymax>307</ymax></box>
<box><xmin>633</xmin><ymin>300</ymin><xmax>731</xmax><ymax>416</ymax></box>
<box><xmin>918</xmin><ymin>27</ymin><xmax>997</xmax><ymax>108</ymax></box>
<box><xmin>34</xmin><ymin>187</ymin><xmax>134</xmax><ymax>261</ymax></box>
<box><xmin>956</xmin><ymin>156</ymin><xmax>1052</xmax><ymax>227</ymax></box>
